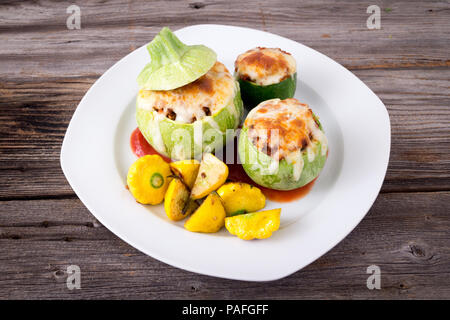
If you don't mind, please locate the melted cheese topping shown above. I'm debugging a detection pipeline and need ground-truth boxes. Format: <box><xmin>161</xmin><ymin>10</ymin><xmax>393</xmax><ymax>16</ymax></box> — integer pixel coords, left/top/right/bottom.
<box><xmin>137</xmin><ymin>62</ymin><xmax>236</xmax><ymax>123</ymax></box>
<box><xmin>235</xmin><ymin>47</ymin><xmax>296</xmax><ymax>86</ymax></box>
<box><xmin>245</xmin><ymin>98</ymin><xmax>328</xmax><ymax>164</ymax></box>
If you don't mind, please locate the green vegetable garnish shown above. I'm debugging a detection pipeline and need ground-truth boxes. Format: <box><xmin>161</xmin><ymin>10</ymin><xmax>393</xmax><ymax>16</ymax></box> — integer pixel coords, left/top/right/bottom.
<box><xmin>150</xmin><ymin>172</ymin><xmax>164</xmax><ymax>189</ymax></box>
<box><xmin>137</xmin><ymin>27</ymin><xmax>217</xmax><ymax>91</ymax></box>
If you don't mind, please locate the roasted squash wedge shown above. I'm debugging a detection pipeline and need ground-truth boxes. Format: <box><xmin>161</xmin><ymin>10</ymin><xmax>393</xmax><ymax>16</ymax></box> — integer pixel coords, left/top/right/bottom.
<box><xmin>217</xmin><ymin>182</ymin><xmax>266</xmax><ymax>216</ymax></box>
<box><xmin>170</xmin><ymin>159</ymin><xmax>200</xmax><ymax>189</ymax></box>
<box><xmin>164</xmin><ymin>177</ymin><xmax>191</xmax><ymax>221</ymax></box>
<box><xmin>191</xmin><ymin>153</ymin><xmax>228</xmax><ymax>199</ymax></box>
<box><xmin>183</xmin><ymin>199</ymin><xmax>200</xmax><ymax>217</ymax></box>
<box><xmin>225</xmin><ymin>208</ymin><xmax>281</xmax><ymax>240</ymax></box>
<box><xmin>184</xmin><ymin>192</ymin><xmax>226</xmax><ymax>233</ymax></box>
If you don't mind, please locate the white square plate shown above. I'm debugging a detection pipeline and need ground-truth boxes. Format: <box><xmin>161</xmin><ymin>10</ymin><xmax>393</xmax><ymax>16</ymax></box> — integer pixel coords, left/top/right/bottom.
<box><xmin>61</xmin><ymin>24</ymin><xmax>390</xmax><ymax>281</ymax></box>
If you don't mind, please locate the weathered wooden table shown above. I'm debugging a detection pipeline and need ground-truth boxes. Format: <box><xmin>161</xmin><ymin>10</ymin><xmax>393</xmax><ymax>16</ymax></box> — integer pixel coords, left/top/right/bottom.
<box><xmin>1</xmin><ymin>0</ymin><xmax>449</xmax><ymax>299</ymax></box>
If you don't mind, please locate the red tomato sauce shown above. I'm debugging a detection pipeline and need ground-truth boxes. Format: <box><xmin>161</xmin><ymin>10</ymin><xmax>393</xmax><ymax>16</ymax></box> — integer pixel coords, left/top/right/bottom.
<box><xmin>130</xmin><ymin>127</ymin><xmax>316</xmax><ymax>202</ymax></box>
<box><xmin>227</xmin><ymin>163</ymin><xmax>316</xmax><ymax>202</ymax></box>
<box><xmin>130</xmin><ymin>127</ymin><xmax>171</xmax><ymax>162</ymax></box>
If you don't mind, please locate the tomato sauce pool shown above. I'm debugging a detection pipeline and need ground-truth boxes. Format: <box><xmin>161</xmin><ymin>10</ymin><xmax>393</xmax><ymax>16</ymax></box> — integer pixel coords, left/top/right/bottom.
<box><xmin>227</xmin><ymin>162</ymin><xmax>317</xmax><ymax>203</ymax></box>
<box><xmin>130</xmin><ymin>127</ymin><xmax>316</xmax><ymax>202</ymax></box>
<box><xmin>130</xmin><ymin>128</ymin><xmax>171</xmax><ymax>162</ymax></box>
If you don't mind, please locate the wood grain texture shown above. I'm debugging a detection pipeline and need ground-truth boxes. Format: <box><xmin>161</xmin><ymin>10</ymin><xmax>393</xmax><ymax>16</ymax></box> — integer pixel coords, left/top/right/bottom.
<box><xmin>0</xmin><ymin>0</ymin><xmax>449</xmax><ymax>299</ymax></box>
<box><xmin>356</xmin><ymin>68</ymin><xmax>450</xmax><ymax>192</ymax></box>
<box><xmin>0</xmin><ymin>0</ymin><xmax>448</xmax><ymax>78</ymax></box>
<box><xmin>0</xmin><ymin>192</ymin><xmax>448</xmax><ymax>299</ymax></box>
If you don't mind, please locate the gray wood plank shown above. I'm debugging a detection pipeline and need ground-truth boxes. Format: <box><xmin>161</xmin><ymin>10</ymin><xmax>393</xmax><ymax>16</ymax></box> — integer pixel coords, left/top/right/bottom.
<box><xmin>358</xmin><ymin>68</ymin><xmax>450</xmax><ymax>192</ymax></box>
<box><xmin>0</xmin><ymin>0</ymin><xmax>449</xmax><ymax>79</ymax></box>
<box><xmin>0</xmin><ymin>192</ymin><xmax>448</xmax><ymax>299</ymax></box>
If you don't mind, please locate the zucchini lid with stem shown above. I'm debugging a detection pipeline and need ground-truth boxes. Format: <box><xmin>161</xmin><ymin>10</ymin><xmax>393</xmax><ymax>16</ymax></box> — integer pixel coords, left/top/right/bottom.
<box><xmin>137</xmin><ymin>27</ymin><xmax>217</xmax><ymax>91</ymax></box>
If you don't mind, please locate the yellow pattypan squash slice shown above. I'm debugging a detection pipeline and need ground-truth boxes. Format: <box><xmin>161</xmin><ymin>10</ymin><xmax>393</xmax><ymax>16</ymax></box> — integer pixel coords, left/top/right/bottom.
<box><xmin>169</xmin><ymin>159</ymin><xmax>200</xmax><ymax>190</ymax></box>
<box><xmin>164</xmin><ymin>177</ymin><xmax>196</xmax><ymax>221</ymax></box>
<box><xmin>217</xmin><ymin>182</ymin><xmax>266</xmax><ymax>216</ymax></box>
<box><xmin>191</xmin><ymin>153</ymin><xmax>228</xmax><ymax>200</ymax></box>
<box><xmin>225</xmin><ymin>208</ymin><xmax>281</xmax><ymax>240</ymax></box>
<box><xmin>127</xmin><ymin>155</ymin><xmax>171</xmax><ymax>205</ymax></box>
<box><xmin>184</xmin><ymin>192</ymin><xmax>226</xmax><ymax>233</ymax></box>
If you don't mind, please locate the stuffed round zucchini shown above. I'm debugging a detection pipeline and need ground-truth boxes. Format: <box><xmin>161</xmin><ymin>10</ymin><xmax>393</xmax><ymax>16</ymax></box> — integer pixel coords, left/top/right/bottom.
<box><xmin>238</xmin><ymin>98</ymin><xmax>328</xmax><ymax>190</ymax></box>
<box><xmin>137</xmin><ymin>61</ymin><xmax>243</xmax><ymax>160</ymax></box>
<box><xmin>235</xmin><ymin>47</ymin><xmax>297</xmax><ymax>109</ymax></box>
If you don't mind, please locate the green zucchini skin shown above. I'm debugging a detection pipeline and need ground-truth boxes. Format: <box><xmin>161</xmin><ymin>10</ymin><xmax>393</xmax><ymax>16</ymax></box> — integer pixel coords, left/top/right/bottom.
<box><xmin>238</xmin><ymin>127</ymin><xmax>327</xmax><ymax>190</ymax></box>
<box><xmin>136</xmin><ymin>85</ymin><xmax>243</xmax><ymax>161</ymax></box>
<box><xmin>237</xmin><ymin>73</ymin><xmax>297</xmax><ymax>110</ymax></box>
